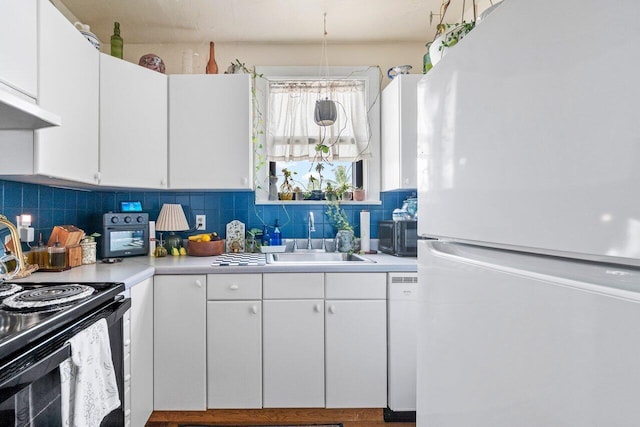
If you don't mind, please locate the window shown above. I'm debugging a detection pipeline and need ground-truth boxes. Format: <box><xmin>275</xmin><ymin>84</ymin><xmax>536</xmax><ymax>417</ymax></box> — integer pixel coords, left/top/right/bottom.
<box><xmin>254</xmin><ymin>66</ymin><xmax>381</xmax><ymax>203</ymax></box>
<box><xmin>267</xmin><ymin>80</ymin><xmax>371</xmax><ymax>163</ymax></box>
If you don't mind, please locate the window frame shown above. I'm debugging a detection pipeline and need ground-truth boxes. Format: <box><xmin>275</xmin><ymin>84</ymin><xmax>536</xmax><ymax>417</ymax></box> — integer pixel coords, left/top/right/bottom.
<box><xmin>253</xmin><ymin>66</ymin><xmax>381</xmax><ymax>204</ymax></box>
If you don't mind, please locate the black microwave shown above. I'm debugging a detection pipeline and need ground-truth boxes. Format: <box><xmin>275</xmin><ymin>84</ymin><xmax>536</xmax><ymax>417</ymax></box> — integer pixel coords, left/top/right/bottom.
<box><xmin>378</xmin><ymin>220</ymin><xmax>417</xmax><ymax>257</ymax></box>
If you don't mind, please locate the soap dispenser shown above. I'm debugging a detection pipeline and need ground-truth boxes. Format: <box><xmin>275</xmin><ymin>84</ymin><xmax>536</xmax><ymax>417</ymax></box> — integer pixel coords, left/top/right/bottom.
<box><xmin>270</xmin><ymin>219</ymin><xmax>282</xmax><ymax>246</ymax></box>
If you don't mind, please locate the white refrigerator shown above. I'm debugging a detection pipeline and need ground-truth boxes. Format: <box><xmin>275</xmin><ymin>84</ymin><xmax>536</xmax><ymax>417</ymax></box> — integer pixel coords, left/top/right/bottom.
<box><xmin>416</xmin><ymin>0</ymin><xmax>640</xmax><ymax>425</ymax></box>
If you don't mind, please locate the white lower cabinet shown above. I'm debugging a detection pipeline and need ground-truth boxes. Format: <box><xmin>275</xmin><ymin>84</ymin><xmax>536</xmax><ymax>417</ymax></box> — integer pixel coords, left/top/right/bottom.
<box><xmin>325</xmin><ymin>273</ymin><xmax>388</xmax><ymax>408</ymax></box>
<box><xmin>207</xmin><ymin>274</ymin><xmax>262</xmax><ymax>408</ymax></box>
<box><xmin>154</xmin><ymin>275</ymin><xmax>206</xmax><ymax>410</ymax></box>
<box><xmin>130</xmin><ymin>277</ymin><xmax>154</xmax><ymax>426</ymax></box>
<box><xmin>263</xmin><ymin>273</ymin><xmax>325</xmax><ymax>408</ymax></box>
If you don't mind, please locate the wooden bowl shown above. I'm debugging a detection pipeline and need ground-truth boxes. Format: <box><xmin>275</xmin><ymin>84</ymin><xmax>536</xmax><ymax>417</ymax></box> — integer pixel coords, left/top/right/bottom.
<box><xmin>187</xmin><ymin>239</ymin><xmax>224</xmax><ymax>256</ymax></box>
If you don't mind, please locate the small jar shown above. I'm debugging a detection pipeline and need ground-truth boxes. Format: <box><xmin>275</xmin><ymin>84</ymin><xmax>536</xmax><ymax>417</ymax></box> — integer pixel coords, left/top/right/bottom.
<box><xmin>47</xmin><ymin>246</ymin><xmax>67</xmax><ymax>269</ymax></box>
<box><xmin>28</xmin><ymin>245</ymin><xmax>47</xmax><ymax>268</ymax></box>
<box><xmin>81</xmin><ymin>241</ymin><xmax>97</xmax><ymax>264</ymax></box>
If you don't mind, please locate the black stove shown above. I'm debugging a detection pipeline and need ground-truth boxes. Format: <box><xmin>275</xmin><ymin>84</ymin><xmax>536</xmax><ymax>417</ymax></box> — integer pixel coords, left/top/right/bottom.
<box><xmin>0</xmin><ymin>282</ymin><xmax>125</xmax><ymax>362</ymax></box>
<box><xmin>0</xmin><ymin>281</ymin><xmax>128</xmax><ymax>425</ymax></box>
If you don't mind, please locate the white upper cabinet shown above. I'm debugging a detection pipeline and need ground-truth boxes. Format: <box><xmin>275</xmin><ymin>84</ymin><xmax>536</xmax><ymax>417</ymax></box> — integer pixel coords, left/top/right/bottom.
<box><xmin>381</xmin><ymin>74</ymin><xmax>422</xmax><ymax>190</ymax></box>
<box><xmin>99</xmin><ymin>54</ymin><xmax>167</xmax><ymax>188</ymax></box>
<box><xmin>35</xmin><ymin>0</ymin><xmax>99</xmax><ymax>184</ymax></box>
<box><xmin>0</xmin><ymin>0</ymin><xmax>37</xmax><ymax>98</ymax></box>
<box><xmin>0</xmin><ymin>0</ymin><xmax>59</xmax><ymax>129</ymax></box>
<box><xmin>168</xmin><ymin>74</ymin><xmax>252</xmax><ymax>189</ymax></box>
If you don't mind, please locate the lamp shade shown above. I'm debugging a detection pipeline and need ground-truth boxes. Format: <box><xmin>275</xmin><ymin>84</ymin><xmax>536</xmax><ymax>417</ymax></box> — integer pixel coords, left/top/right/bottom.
<box><xmin>155</xmin><ymin>204</ymin><xmax>189</xmax><ymax>231</ymax></box>
<box><xmin>314</xmin><ymin>99</ymin><xmax>337</xmax><ymax>126</ymax></box>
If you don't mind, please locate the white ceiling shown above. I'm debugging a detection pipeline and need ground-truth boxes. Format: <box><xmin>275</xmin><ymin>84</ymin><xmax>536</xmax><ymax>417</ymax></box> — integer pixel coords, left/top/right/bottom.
<box><xmin>57</xmin><ymin>0</ymin><xmax>498</xmax><ymax>46</ymax></box>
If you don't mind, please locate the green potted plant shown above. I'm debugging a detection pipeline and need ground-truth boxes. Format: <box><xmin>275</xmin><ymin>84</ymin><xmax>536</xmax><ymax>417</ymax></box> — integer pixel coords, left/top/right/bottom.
<box><xmin>279</xmin><ymin>168</ymin><xmax>295</xmax><ymax>200</ymax></box>
<box><xmin>337</xmin><ymin>182</ymin><xmax>353</xmax><ymax>201</ymax></box>
<box><xmin>325</xmin><ymin>203</ymin><xmax>355</xmax><ymax>253</ymax></box>
<box><xmin>293</xmin><ymin>186</ymin><xmax>306</xmax><ymax>201</ymax></box>
<box><xmin>325</xmin><ymin>182</ymin><xmax>337</xmax><ymax>201</ymax></box>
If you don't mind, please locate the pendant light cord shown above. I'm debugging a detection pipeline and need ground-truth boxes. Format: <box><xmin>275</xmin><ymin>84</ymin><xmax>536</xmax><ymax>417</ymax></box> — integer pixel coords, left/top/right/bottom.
<box><xmin>319</xmin><ymin>13</ymin><xmax>330</xmax><ymax>98</ymax></box>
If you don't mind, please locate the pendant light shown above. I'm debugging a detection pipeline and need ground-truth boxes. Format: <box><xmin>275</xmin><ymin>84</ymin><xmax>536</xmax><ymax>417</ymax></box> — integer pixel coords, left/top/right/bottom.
<box><xmin>314</xmin><ymin>13</ymin><xmax>337</xmax><ymax>127</ymax></box>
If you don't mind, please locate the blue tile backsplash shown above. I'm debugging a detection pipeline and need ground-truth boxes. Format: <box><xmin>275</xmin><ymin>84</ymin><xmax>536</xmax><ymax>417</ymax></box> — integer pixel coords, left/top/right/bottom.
<box><xmin>0</xmin><ymin>179</ymin><xmax>416</xmax><ymax>245</ymax></box>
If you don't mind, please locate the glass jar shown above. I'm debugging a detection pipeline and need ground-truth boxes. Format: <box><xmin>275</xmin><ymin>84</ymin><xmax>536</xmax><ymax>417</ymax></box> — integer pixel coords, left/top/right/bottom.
<box><xmin>47</xmin><ymin>246</ymin><xmax>67</xmax><ymax>269</ymax></box>
<box><xmin>81</xmin><ymin>241</ymin><xmax>97</xmax><ymax>264</ymax></box>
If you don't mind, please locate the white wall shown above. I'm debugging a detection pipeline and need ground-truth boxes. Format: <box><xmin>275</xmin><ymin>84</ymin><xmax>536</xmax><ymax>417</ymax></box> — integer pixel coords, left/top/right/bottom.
<box><xmin>109</xmin><ymin>41</ymin><xmax>426</xmax><ymax>88</ymax></box>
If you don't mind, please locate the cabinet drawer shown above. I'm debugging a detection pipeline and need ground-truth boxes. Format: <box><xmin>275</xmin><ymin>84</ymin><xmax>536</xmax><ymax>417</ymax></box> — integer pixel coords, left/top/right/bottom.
<box><xmin>263</xmin><ymin>273</ymin><xmax>324</xmax><ymax>299</ymax></box>
<box><xmin>207</xmin><ymin>274</ymin><xmax>262</xmax><ymax>300</ymax></box>
<box><xmin>325</xmin><ymin>273</ymin><xmax>386</xmax><ymax>299</ymax></box>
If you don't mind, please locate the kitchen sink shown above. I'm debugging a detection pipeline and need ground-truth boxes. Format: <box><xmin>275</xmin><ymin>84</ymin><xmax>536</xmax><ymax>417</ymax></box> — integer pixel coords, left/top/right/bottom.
<box><xmin>265</xmin><ymin>251</ymin><xmax>375</xmax><ymax>264</ymax></box>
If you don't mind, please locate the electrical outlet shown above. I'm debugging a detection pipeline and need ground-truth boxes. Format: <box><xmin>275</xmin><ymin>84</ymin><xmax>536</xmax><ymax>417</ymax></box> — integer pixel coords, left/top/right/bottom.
<box><xmin>196</xmin><ymin>215</ymin><xmax>206</xmax><ymax>230</ymax></box>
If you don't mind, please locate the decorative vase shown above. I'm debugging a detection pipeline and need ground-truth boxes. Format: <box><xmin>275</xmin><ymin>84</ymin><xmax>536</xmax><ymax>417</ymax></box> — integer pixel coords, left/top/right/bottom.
<box><xmin>279</xmin><ymin>192</ymin><xmax>293</xmax><ymax>201</ymax></box>
<box><xmin>206</xmin><ymin>41</ymin><xmax>218</xmax><ymax>74</ymax></box>
<box><xmin>335</xmin><ymin>229</ymin><xmax>355</xmax><ymax>253</ymax></box>
<box><xmin>295</xmin><ymin>190</ymin><xmax>306</xmax><ymax>201</ymax></box>
<box><xmin>138</xmin><ymin>53</ymin><xmax>166</xmax><ymax>74</ymax></box>
<box><xmin>341</xmin><ymin>191</ymin><xmax>353</xmax><ymax>201</ymax></box>
<box><xmin>353</xmin><ymin>189</ymin><xmax>365</xmax><ymax>201</ymax></box>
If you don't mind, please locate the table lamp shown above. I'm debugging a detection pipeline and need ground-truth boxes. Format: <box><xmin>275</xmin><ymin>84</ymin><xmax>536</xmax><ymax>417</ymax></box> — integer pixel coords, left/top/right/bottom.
<box><xmin>155</xmin><ymin>204</ymin><xmax>189</xmax><ymax>252</ymax></box>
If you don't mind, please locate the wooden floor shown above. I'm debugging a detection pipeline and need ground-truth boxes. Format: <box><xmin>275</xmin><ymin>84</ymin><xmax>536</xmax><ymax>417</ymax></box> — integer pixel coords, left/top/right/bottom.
<box><xmin>146</xmin><ymin>408</ymin><xmax>416</xmax><ymax>427</ymax></box>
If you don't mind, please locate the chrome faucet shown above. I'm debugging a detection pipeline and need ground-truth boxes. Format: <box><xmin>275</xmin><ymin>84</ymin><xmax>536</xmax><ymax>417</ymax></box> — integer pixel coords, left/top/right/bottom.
<box><xmin>307</xmin><ymin>211</ymin><xmax>315</xmax><ymax>250</ymax></box>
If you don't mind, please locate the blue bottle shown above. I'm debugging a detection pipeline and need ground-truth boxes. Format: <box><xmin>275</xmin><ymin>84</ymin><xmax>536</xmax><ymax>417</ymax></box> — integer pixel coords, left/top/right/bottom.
<box><xmin>262</xmin><ymin>225</ymin><xmax>270</xmax><ymax>247</ymax></box>
<box><xmin>270</xmin><ymin>219</ymin><xmax>282</xmax><ymax>246</ymax></box>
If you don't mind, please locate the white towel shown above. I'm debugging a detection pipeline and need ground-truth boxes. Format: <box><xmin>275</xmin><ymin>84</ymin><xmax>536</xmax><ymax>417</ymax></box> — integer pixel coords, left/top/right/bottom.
<box><xmin>60</xmin><ymin>318</ymin><xmax>121</xmax><ymax>427</ymax></box>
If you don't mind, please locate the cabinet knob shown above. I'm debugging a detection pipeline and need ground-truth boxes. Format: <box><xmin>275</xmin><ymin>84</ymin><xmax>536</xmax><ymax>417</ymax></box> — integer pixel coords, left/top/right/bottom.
<box><xmin>195</xmin><ymin>280</ymin><xmax>203</xmax><ymax>288</ymax></box>
<box><xmin>314</xmin><ymin>304</ymin><xmax>322</xmax><ymax>313</ymax></box>
<box><xmin>229</xmin><ymin>284</ymin><xmax>239</xmax><ymax>290</ymax></box>
<box><xmin>328</xmin><ymin>305</ymin><xmax>336</xmax><ymax>314</ymax></box>
<box><xmin>160</xmin><ymin>178</ymin><xmax>166</xmax><ymax>186</ymax></box>
<box><xmin>251</xmin><ymin>305</ymin><xmax>259</xmax><ymax>314</ymax></box>
<box><xmin>242</xmin><ymin>177</ymin><xmax>249</xmax><ymax>186</ymax></box>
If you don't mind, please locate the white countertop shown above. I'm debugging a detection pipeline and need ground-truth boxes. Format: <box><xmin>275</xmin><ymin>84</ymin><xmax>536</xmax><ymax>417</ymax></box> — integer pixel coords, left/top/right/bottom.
<box><xmin>13</xmin><ymin>252</ymin><xmax>417</xmax><ymax>289</ymax></box>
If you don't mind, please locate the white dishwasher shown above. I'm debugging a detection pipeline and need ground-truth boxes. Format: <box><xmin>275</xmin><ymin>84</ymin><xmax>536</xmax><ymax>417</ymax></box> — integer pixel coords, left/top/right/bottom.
<box><xmin>385</xmin><ymin>272</ymin><xmax>418</xmax><ymax>421</ymax></box>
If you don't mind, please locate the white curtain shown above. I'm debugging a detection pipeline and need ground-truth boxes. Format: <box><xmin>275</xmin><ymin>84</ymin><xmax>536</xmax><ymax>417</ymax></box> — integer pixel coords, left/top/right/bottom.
<box><xmin>266</xmin><ymin>80</ymin><xmax>372</xmax><ymax>162</ymax></box>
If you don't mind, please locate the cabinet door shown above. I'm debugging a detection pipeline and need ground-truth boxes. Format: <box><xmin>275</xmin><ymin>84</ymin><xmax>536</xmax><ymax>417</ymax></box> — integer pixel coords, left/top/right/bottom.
<box><xmin>325</xmin><ymin>300</ymin><xmax>387</xmax><ymax>408</ymax></box>
<box><xmin>0</xmin><ymin>0</ymin><xmax>37</xmax><ymax>98</ymax></box>
<box><xmin>36</xmin><ymin>0</ymin><xmax>99</xmax><ymax>184</ymax></box>
<box><xmin>263</xmin><ymin>299</ymin><xmax>324</xmax><ymax>407</ymax></box>
<box><xmin>99</xmin><ymin>54</ymin><xmax>168</xmax><ymax>188</ymax></box>
<box><xmin>168</xmin><ymin>74</ymin><xmax>252</xmax><ymax>189</ymax></box>
<box><xmin>130</xmin><ymin>277</ymin><xmax>154</xmax><ymax>427</ymax></box>
<box><xmin>154</xmin><ymin>275</ymin><xmax>206</xmax><ymax>410</ymax></box>
<box><xmin>381</xmin><ymin>74</ymin><xmax>421</xmax><ymax>190</ymax></box>
<box><xmin>207</xmin><ymin>301</ymin><xmax>262</xmax><ymax>408</ymax></box>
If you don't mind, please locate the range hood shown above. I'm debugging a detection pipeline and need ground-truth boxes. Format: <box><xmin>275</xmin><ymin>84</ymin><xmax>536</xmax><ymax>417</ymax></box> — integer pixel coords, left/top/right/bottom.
<box><xmin>0</xmin><ymin>88</ymin><xmax>60</xmax><ymax>130</ymax></box>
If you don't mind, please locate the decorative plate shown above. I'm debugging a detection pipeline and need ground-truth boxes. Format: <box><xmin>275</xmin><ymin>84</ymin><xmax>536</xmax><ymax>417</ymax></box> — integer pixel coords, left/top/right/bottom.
<box><xmin>225</xmin><ymin>220</ymin><xmax>245</xmax><ymax>253</ymax></box>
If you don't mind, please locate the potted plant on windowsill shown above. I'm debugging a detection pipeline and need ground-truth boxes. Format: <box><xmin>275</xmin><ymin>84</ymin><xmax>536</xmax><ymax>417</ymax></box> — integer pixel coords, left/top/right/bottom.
<box><xmin>337</xmin><ymin>183</ymin><xmax>353</xmax><ymax>201</ymax></box>
<box><xmin>293</xmin><ymin>186</ymin><xmax>306</xmax><ymax>201</ymax></box>
<box><xmin>279</xmin><ymin>168</ymin><xmax>295</xmax><ymax>200</ymax></box>
<box><xmin>353</xmin><ymin>187</ymin><xmax>365</xmax><ymax>201</ymax></box>
<box><xmin>325</xmin><ymin>182</ymin><xmax>338</xmax><ymax>201</ymax></box>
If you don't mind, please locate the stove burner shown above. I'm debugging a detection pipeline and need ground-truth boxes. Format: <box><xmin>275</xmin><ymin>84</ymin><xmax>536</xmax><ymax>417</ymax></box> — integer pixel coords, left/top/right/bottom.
<box><xmin>0</xmin><ymin>283</ymin><xmax>22</xmax><ymax>297</ymax></box>
<box><xmin>2</xmin><ymin>284</ymin><xmax>95</xmax><ymax>310</ymax></box>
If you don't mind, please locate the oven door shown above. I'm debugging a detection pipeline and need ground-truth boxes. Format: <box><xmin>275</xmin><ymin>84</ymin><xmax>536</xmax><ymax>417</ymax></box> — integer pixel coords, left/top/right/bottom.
<box><xmin>101</xmin><ymin>225</ymin><xmax>149</xmax><ymax>258</ymax></box>
<box><xmin>0</xmin><ymin>297</ymin><xmax>130</xmax><ymax>426</ymax></box>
